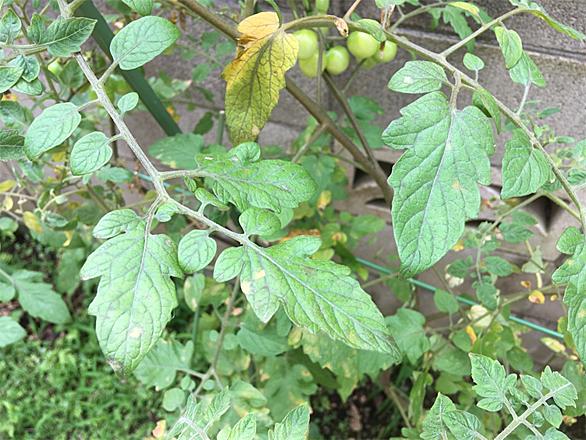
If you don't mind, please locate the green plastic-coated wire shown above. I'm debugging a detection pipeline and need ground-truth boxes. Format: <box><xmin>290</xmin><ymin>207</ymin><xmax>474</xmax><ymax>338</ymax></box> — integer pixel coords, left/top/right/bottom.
<box><xmin>83</xmin><ymin>5</ymin><xmax>564</xmax><ymax>342</ymax></box>
<box><xmin>356</xmin><ymin>257</ymin><xmax>564</xmax><ymax>340</ymax></box>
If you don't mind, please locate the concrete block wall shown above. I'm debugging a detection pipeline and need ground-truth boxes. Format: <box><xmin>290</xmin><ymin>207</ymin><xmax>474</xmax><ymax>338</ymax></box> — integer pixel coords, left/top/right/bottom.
<box><xmin>118</xmin><ymin>1</ymin><xmax>586</xmax><ymax>363</ymax></box>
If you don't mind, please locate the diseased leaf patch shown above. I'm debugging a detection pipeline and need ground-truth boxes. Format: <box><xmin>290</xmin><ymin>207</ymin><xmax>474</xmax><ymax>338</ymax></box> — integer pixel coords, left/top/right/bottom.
<box><xmin>383</xmin><ymin>91</ymin><xmax>494</xmax><ymax>275</ymax></box>
<box><xmin>81</xmin><ymin>218</ymin><xmax>183</xmax><ymax>374</ymax></box>
<box><xmin>223</xmin><ymin>12</ymin><xmax>298</xmax><ymax>144</ymax></box>
<box><xmin>223</xmin><ymin>235</ymin><xmax>400</xmax><ymax>356</ymax></box>
<box><xmin>195</xmin><ymin>142</ymin><xmax>316</xmax><ymax>213</ymax></box>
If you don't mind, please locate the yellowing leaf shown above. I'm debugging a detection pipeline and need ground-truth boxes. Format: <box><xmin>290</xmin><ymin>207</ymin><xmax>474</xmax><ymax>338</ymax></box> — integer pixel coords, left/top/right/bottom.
<box><xmin>23</xmin><ymin>211</ymin><xmax>42</xmax><ymax>234</ymax></box>
<box><xmin>541</xmin><ymin>337</ymin><xmax>566</xmax><ymax>354</ymax></box>
<box><xmin>237</xmin><ymin>11</ymin><xmax>280</xmax><ymax>44</ymax></box>
<box><xmin>528</xmin><ymin>289</ymin><xmax>545</xmax><ymax>304</ymax></box>
<box><xmin>450</xmin><ymin>1</ymin><xmax>479</xmax><ymax>16</ymax></box>
<box><xmin>223</xmin><ymin>12</ymin><xmax>298</xmax><ymax>145</ymax></box>
<box><xmin>151</xmin><ymin>420</ymin><xmax>166</xmax><ymax>438</ymax></box>
<box><xmin>465</xmin><ymin>325</ymin><xmax>477</xmax><ymax>344</ymax></box>
<box><xmin>2</xmin><ymin>196</ymin><xmax>13</xmax><ymax>211</ymax></box>
<box><xmin>0</xmin><ymin>179</ymin><xmax>16</xmax><ymax>192</ymax></box>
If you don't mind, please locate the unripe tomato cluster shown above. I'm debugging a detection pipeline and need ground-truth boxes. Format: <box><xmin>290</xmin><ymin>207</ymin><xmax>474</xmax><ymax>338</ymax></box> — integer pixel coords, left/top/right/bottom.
<box><xmin>294</xmin><ymin>24</ymin><xmax>397</xmax><ymax>78</ymax></box>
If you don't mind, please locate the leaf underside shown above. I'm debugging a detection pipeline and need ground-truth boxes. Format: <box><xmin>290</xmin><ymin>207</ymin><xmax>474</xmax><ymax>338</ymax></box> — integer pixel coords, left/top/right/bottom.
<box><xmin>384</xmin><ymin>92</ymin><xmax>494</xmax><ymax>275</ymax></box>
<box><xmin>80</xmin><ymin>222</ymin><xmax>182</xmax><ymax>374</ymax></box>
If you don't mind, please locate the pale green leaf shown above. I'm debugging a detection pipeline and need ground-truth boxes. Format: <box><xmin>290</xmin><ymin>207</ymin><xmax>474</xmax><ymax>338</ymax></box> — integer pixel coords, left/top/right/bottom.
<box><xmin>384</xmin><ymin>92</ymin><xmax>494</xmax><ymax>275</ymax></box>
<box><xmin>0</xmin><ymin>281</ymin><xmax>16</xmax><ymax>301</ymax></box>
<box><xmin>223</xmin><ymin>12</ymin><xmax>298</xmax><ymax>144</ymax></box>
<box><xmin>475</xmin><ymin>281</ymin><xmax>498</xmax><ymax>310</ymax></box>
<box><xmin>501</xmin><ymin>130</ymin><xmax>550</xmax><ymax>199</ymax></box>
<box><xmin>239</xmin><ymin>207</ymin><xmax>281</xmax><ymax>237</ymax></box>
<box><xmin>386</xmin><ymin>308</ymin><xmax>429</xmax><ymax>364</ymax></box>
<box><xmin>472</xmin><ymin>88</ymin><xmax>501</xmax><ymax>130</ymax></box>
<box><xmin>93</xmin><ymin>209</ymin><xmax>142</xmax><ymax>239</ymax></box>
<box><xmin>0</xmin><ymin>128</ymin><xmax>24</xmax><ymax>160</ymax></box>
<box><xmin>196</xmin><ymin>142</ymin><xmax>316</xmax><ymax>213</ymax></box>
<box><xmin>0</xmin><ymin>65</ymin><xmax>23</xmax><ymax>93</ymax></box>
<box><xmin>463</xmin><ymin>52</ymin><xmax>485</xmax><ymax>71</ymax></box>
<box><xmin>552</xmin><ymin>240</ymin><xmax>586</xmax><ymax>364</ymax></box>
<box><xmin>443</xmin><ymin>410</ymin><xmax>483</xmax><ymax>440</ymax></box>
<box><xmin>434</xmin><ymin>288</ymin><xmax>459</xmax><ymax>314</ymax></box>
<box><xmin>214</xmin><ymin>247</ymin><xmax>245</xmax><ymax>282</ymax></box>
<box><xmin>268</xmin><ymin>404</ymin><xmax>310</xmax><ymax>440</ymax></box>
<box><xmin>543</xmin><ymin>403</ymin><xmax>563</xmax><ymax>428</ymax></box>
<box><xmin>168</xmin><ymin>389</ymin><xmax>231</xmax><ymax>439</ymax></box>
<box><xmin>177</xmin><ymin>230</ymin><xmax>217</xmax><ymax>273</ymax></box>
<box><xmin>13</xmin><ymin>271</ymin><xmax>71</xmax><ymax>324</ymax></box>
<box><xmin>117</xmin><ymin>92</ymin><xmax>139</xmax><ymax>114</ymax></box>
<box><xmin>301</xmin><ymin>331</ymin><xmax>394</xmax><ymax>399</ymax></box>
<box><xmin>421</xmin><ymin>393</ymin><xmax>456</xmax><ymax>440</ymax></box>
<box><xmin>148</xmin><ymin>133</ymin><xmax>203</xmax><ymax>169</ymax></box>
<box><xmin>42</xmin><ymin>18</ymin><xmax>96</xmax><ymax>57</ymax></box>
<box><xmin>449</xmin><ymin>2</ymin><xmax>479</xmax><ymax>16</ymax></box>
<box><xmin>24</xmin><ymin>103</ymin><xmax>81</xmax><ymax>159</ymax></box>
<box><xmin>121</xmin><ymin>0</ymin><xmax>153</xmax><ymax>16</ymax></box>
<box><xmin>9</xmin><ymin>56</ymin><xmax>40</xmax><ymax>82</ymax></box>
<box><xmin>110</xmin><ymin>16</ymin><xmax>179</xmax><ymax>70</ymax></box>
<box><xmin>508</xmin><ymin>1</ymin><xmax>586</xmax><ymax>41</ymax></box>
<box><xmin>162</xmin><ymin>387</ymin><xmax>185</xmax><ymax>411</ymax></box>
<box><xmin>80</xmin><ymin>222</ymin><xmax>182</xmax><ymax>374</ymax></box>
<box><xmin>134</xmin><ymin>339</ymin><xmax>193</xmax><ymax>390</ymax></box>
<box><xmin>484</xmin><ymin>256</ymin><xmax>514</xmax><ymax>277</ymax></box>
<box><xmin>541</xmin><ymin>366</ymin><xmax>578</xmax><ymax>409</ymax></box>
<box><xmin>470</xmin><ymin>353</ymin><xmax>516</xmax><ymax>412</ymax></box>
<box><xmin>237</xmin><ymin>236</ymin><xmax>399</xmax><ymax>355</ymax></box>
<box><xmin>12</xmin><ymin>77</ymin><xmax>43</xmax><ymax>96</ymax></box>
<box><xmin>70</xmin><ymin>131</ymin><xmax>113</xmax><ymax>176</ymax></box>
<box><xmin>556</xmin><ymin>227</ymin><xmax>583</xmax><ymax>255</ymax></box>
<box><xmin>542</xmin><ymin>427</ymin><xmax>571</xmax><ymax>440</ymax></box>
<box><xmin>510</xmin><ymin>52</ymin><xmax>545</xmax><ymax>87</ymax></box>
<box><xmin>388</xmin><ymin>61</ymin><xmax>448</xmax><ymax>94</ymax></box>
<box><xmin>0</xmin><ymin>9</ymin><xmax>21</xmax><ymax>44</ymax></box>
<box><xmin>220</xmin><ymin>414</ymin><xmax>256</xmax><ymax>440</ymax></box>
<box><xmin>494</xmin><ymin>26</ymin><xmax>523</xmax><ymax>68</ymax></box>
<box><xmin>237</xmin><ymin>313</ymin><xmax>289</xmax><ymax>357</ymax></box>
<box><xmin>0</xmin><ymin>316</ymin><xmax>26</xmax><ymax>347</ymax></box>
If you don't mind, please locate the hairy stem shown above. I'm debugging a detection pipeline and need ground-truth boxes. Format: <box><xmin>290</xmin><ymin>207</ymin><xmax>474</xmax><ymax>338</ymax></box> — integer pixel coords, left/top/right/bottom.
<box><xmin>495</xmin><ymin>383</ymin><xmax>572</xmax><ymax>440</ymax></box>
<box><xmin>441</xmin><ymin>8</ymin><xmax>526</xmax><ymax>57</ymax></box>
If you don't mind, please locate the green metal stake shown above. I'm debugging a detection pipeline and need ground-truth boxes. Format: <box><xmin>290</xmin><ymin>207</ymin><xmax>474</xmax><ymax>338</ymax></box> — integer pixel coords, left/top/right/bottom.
<box><xmin>75</xmin><ymin>0</ymin><xmax>182</xmax><ymax>136</ymax></box>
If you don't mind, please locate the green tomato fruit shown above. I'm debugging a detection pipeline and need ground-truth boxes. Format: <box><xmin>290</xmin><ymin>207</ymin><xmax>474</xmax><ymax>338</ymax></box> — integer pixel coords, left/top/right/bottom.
<box><xmin>315</xmin><ymin>0</ymin><xmax>329</xmax><ymax>13</ymax></box>
<box><xmin>325</xmin><ymin>46</ymin><xmax>350</xmax><ymax>75</ymax></box>
<box><xmin>299</xmin><ymin>52</ymin><xmax>326</xmax><ymax>78</ymax></box>
<box><xmin>347</xmin><ymin>31</ymin><xmax>379</xmax><ymax>60</ymax></box>
<box><xmin>373</xmin><ymin>41</ymin><xmax>398</xmax><ymax>63</ymax></box>
<box><xmin>294</xmin><ymin>29</ymin><xmax>319</xmax><ymax>60</ymax></box>
<box><xmin>47</xmin><ymin>60</ymin><xmax>63</xmax><ymax>77</ymax></box>
<box><xmin>361</xmin><ymin>56</ymin><xmax>379</xmax><ymax>70</ymax></box>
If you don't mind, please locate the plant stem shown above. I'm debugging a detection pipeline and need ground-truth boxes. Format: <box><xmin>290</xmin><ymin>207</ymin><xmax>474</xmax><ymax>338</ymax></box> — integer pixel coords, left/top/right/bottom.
<box><xmin>441</xmin><ymin>8</ymin><xmax>526</xmax><ymax>58</ymax></box>
<box><xmin>323</xmin><ymin>72</ymin><xmax>379</xmax><ymax>171</ymax></box>
<box><xmin>494</xmin><ymin>383</ymin><xmax>572</xmax><ymax>440</ymax></box>
<box><xmin>389</xmin><ymin>1</ymin><xmax>450</xmax><ymax>32</ymax></box>
<box><xmin>343</xmin><ymin>0</ymin><xmax>363</xmax><ymax>20</ymax></box>
<box><xmin>517</xmin><ymin>82</ymin><xmax>531</xmax><ymax>115</ymax></box>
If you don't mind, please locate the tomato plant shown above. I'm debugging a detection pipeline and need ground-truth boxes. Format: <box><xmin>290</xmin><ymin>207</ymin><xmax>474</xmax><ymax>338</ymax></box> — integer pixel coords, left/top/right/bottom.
<box><xmin>1</xmin><ymin>0</ymin><xmax>585</xmax><ymax>438</ymax></box>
